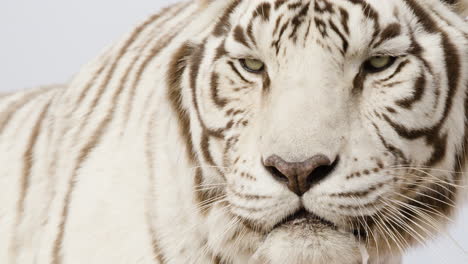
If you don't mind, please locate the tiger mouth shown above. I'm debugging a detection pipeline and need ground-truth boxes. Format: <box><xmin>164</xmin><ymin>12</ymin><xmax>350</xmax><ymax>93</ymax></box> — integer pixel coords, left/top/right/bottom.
<box><xmin>273</xmin><ymin>209</ymin><xmax>336</xmax><ymax>229</ymax></box>
<box><xmin>273</xmin><ymin>209</ymin><xmax>367</xmax><ymax>240</ymax></box>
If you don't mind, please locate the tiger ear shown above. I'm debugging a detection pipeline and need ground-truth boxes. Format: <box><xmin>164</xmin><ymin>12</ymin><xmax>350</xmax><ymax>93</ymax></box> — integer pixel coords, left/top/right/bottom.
<box><xmin>197</xmin><ymin>0</ymin><xmax>214</xmax><ymax>8</ymax></box>
<box><xmin>459</xmin><ymin>0</ymin><xmax>468</xmax><ymax>16</ymax></box>
<box><xmin>441</xmin><ymin>0</ymin><xmax>468</xmax><ymax>16</ymax></box>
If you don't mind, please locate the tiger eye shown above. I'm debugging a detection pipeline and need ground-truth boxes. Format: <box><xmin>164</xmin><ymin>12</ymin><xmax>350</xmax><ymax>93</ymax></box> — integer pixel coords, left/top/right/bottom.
<box><xmin>369</xmin><ymin>56</ymin><xmax>391</xmax><ymax>69</ymax></box>
<box><xmin>240</xmin><ymin>58</ymin><xmax>265</xmax><ymax>73</ymax></box>
<box><xmin>365</xmin><ymin>56</ymin><xmax>396</xmax><ymax>72</ymax></box>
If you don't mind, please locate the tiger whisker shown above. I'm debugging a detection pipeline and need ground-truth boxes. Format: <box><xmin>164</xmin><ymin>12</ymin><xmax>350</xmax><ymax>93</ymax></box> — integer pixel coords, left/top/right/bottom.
<box><xmin>393</xmin><ymin>174</ymin><xmax>461</xmax><ymax>197</ymax></box>
<box><xmin>371</xmin><ymin>208</ymin><xmax>396</xmax><ymax>256</ymax></box>
<box><xmin>189</xmin><ymin>165</ymin><xmax>233</xmax><ymax>170</ymax></box>
<box><xmin>392</xmin><ymin>171</ymin><xmax>466</xmax><ymax>189</ymax></box>
<box><xmin>395</xmin><ymin>180</ymin><xmax>467</xmax><ymax>254</ymax></box>
<box><xmin>388</xmin><ymin>196</ymin><xmax>445</xmax><ymax>228</ymax></box>
<box><xmin>380</xmin><ymin>203</ymin><xmax>454</xmax><ymax>262</ymax></box>
<box><xmin>380</xmin><ymin>199</ymin><xmax>427</xmax><ymax>245</ymax></box>
<box><xmin>389</xmin><ymin>193</ymin><xmax>454</xmax><ymax>224</ymax></box>
<box><xmin>390</xmin><ymin>191</ymin><xmax>454</xmax><ymax>222</ymax></box>
<box><xmin>401</xmin><ymin>188</ymin><xmax>456</xmax><ymax>208</ymax></box>
<box><xmin>381</xmin><ymin>203</ymin><xmax>436</xmax><ymax>251</ymax></box>
<box><xmin>196</xmin><ymin>200</ymin><xmax>228</xmax><ymax>215</ymax></box>
<box><xmin>194</xmin><ymin>185</ymin><xmax>227</xmax><ymax>192</ymax></box>
<box><xmin>372</xmin><ymin>204</ymin><xmax>406</xmax><ymax>256</ymax></box>
<box><xmin>384</xmin><ymin>197</ymin><xmax>441</xmax><ymax>237</ymax></box>
<box><xmin>379</xmin><ymin>207</ymin><xmax>414</xmax><ymax>249</ymax></box>
<box><xmin>228</xmin><ymin>222</ymin><xmax>248</xmax><ymax>262</ymax></box>
<box><xmin>389</xmin><ymin>165</ymin><xmax>467</xmax><ymax>175</ymax></box>
<box><xmin>386</xmin><ymin>198</ymin><xmax>467</xmax><ymax>259</ymax></box>
<box><xmin>350</xmin><ymin>196</ymin><xmax>380</xmax><ymax>259</ymax></box>
<box><xmin>195</xmin><ymin>182</ymin><xmax>229</xmax><ymax>187</ymax></box>
<box><xmin>391</xmin><ymin>186</ymin><xmax>456</xmax><ymax>209</ymax></box>
<box><xmin>387</xmin><ymin>167</ymin><xmax>467</xmax><ymax>188</ymax></box>
<box><xmin>382</xmin><ymin>197</ymin><xmax>466</xmax><ymax>258</ymax></box>
<box><xmin>394</xmin><ymin>174</ymin><xmax>458</xmax><ymax>205</ymax></box>
<box><xmin>196</xmin><ymin>196</ymin><xmax>228</xmax><ymax>211</ymax></box>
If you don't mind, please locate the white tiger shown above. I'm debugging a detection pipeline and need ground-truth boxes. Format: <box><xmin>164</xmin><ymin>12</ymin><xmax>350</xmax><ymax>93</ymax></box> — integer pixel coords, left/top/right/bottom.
<box><xmin>0</xmin><ymin>0</ymin><xmax>467</xmax><ymax>263</ymax></box>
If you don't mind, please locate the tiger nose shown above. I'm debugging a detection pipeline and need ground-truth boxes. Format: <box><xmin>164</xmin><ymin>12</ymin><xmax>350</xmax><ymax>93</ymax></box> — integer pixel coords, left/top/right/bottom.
<box><xmin>263</xmin><ymin>154</ymin><xmax>338</xmax><ymax>196</ymax></box>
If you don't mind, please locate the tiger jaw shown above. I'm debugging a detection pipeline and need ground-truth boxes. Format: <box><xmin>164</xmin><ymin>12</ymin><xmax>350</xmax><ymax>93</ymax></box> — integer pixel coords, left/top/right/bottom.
<box><xmin>224</xmin><ymin>180</ymin><xmax>374</xmax><ymax>262</ymax></box>
<box><xmin>250</xmin><ymin>213</ymin><xmax>363</xmax><ymax>264</ymax></box>
<box><xmin>205</xmin><ymin>202</ymin><xmax>364</xmax><ymax>264</ymax></box>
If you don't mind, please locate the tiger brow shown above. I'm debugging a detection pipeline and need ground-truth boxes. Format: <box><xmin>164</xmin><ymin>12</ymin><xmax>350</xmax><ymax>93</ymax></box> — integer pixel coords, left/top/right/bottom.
<box><xmin>372</xmin><ymin>23</ymin><xmax>402</xmax><ymax>48</ymax></box>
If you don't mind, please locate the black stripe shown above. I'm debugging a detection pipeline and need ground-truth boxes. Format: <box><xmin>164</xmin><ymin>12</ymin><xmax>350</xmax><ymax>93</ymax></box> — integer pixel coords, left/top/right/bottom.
<box><xmin>263</xmin><ymin>73</ymin><xmax>271</xmax><ymax>93</ymax></box>
<box><xmin>373</xmin><ymin>23</ymin><xmax>402</xmax><ymax>48</ymax></box>
<box><xmin>167</xmin><ymin>42</ymin><xmax>197</xmax><ymax>163</ymax></box>
<box><xmin>352</xmin><ymin>68</ymin><xmax>367</xmax><ymax>94</ymax></box>
<box><xmin>379</xmin><ymin>59</ymin><xmax>410</xmax><ymax>83</ymax></box>
<box><xmin>347</xmin><ymin>0</ymin><xmax>380</xmax><ymax>41</ymax></box>
<box><xmin>403</xmin><ymin>0</ymin><xmax>438</xmax><ymax>33</ymax></box>
<box><xmin>275</xmin><ymin>0</ymin><xmax>287</xmax><ymax>10</ymax></box>
<box><xmin>254</xmin><ymin>2</ymin><xmax>271</xmax><ymax>21</ymax></box>
<box><xmin>145</xmin><ymin>117</ymin><xmax>166</xmax><ymax>263</ymax></box>
<box><xmin>246</xmin><ymin>21</ymin><xmax>257</xmax><ymax>47</ymax></box>
<box><xmin>188</xmin><ymin>41</ymin><xmax>226</xmax><ymax>139</ymax></box>
<box><xmin>228</xmin><ymin>61</ymin><xmax>252</xmax><ymax>83</ymax></box>
<box><xmin>11</xmin><ymin>101</ymin><xmax>51</xmax><ymax>262</ymax></box>
<box><xmin>123</xmin><ymin>2</ymin><xmax>193</xmax><ymax>129</ymax></box>
<box><xmin>233</xmin><ymin>26</ymin><xmax>250</xmax><ymax>47</ymax></box>
<box><xmin>0</xmin><ymin>90</ymin><xmax>49</xmax><ymax>134</ymax></box>
<box><xmin>372</xmin><ymin>122</ymin><xmax>408</xmax><ymax>162</ymax></box>
<box><xmin>189</xmin><ymin>42</ymin><xmax>216</xmax><ymax>166</ymax></box>
<box><xmin>272</xmin><ymin>19</ymin><xmax>290</xmax><ymax>54</ymax></box>
<box><xmin>72</xmin><ymin>56</ymin><xmax>112</xmax><ymax>111</ymax></box>
<box><xmin>213</xmin><ymin>40</ymin><xmax>227</xmax><ymax>62</ymax></box>
<box><xmin>395</xmin><ymin>73</ymin><xmax>426</xmax><ymax>109</ymax></box>
<box><xmin>273</xmin><ymin>15</ymin><xmax>284</xmax><ymax>35</ymax></box>
<box><xmin>211</xmin><ymin>73</ymin><xmax>228</xmax><ymax>108</ymax></box>
<box><xmin>189</xmin><ymin>42</ymin><xmax>207</xmax><ymax>125</ymax></box>
<box><xmin>213</xmin><ymin>0</ymin><xmax>242</xmax><ymax>36</ymax></box>
<box><xmin>289</xmin><ymin>4</ymin><xmax>310</xmax><ymax>42</ymax></box>
<box><xmin>288</xmin><ymin>2</ymin><xmax>303</xmax><ymax>10</ymax></box>
<box><xmin>328</xmin><ymin>19</ymin><xmax>349</xmax><ymax>54</ymax></box>
<box><xmin>339</xmin><ymin>7</ymin><xmax>350</xmax><ymax>35</ymax></box>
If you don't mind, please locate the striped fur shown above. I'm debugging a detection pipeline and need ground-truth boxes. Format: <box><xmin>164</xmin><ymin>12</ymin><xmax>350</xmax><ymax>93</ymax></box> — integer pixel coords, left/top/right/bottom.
<box><xmin>0</xmin><ymin>0</ymin><xmax>467</xmax><ymax>263</ymax></box>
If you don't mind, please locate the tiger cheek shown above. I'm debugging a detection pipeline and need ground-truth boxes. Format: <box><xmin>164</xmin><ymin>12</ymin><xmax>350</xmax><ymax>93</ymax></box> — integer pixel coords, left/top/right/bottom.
<box><xmin>195</xmin><ymin>58</ymin><xmax>259</xmax><ymax>170</ymax></box>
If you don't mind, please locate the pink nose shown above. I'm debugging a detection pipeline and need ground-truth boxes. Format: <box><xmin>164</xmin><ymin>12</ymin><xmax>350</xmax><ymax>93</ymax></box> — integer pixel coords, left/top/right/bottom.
<box><xmin>263</xmin><ymin>154</ymin><xmax>338</xmax><ymax>196</ymax></box>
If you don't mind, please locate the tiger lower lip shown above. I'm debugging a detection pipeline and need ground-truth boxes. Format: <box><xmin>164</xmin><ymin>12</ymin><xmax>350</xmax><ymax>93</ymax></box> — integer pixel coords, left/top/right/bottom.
<box><xmin>274</xmin><ymin>209</ymin><xmax>336</xmax><ymax>229</ymax></box>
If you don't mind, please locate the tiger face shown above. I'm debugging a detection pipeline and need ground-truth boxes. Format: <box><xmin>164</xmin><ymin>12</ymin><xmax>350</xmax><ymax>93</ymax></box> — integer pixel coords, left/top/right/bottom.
<box><xmin>188</xmin><ymin>0</ymin><xmax>467</xmax><ymax>262</ymax></box>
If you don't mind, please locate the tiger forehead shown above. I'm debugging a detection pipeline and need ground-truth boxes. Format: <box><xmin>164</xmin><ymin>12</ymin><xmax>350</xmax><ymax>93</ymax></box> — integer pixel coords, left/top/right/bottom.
<box><xmin>226</xmin><ymin>0</ymin><xmax>402</xmax><ymax>56</ymax></box>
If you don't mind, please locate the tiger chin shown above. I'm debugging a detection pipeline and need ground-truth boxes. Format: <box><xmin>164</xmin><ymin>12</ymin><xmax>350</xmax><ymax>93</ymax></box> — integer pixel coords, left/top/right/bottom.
<box><xmin>0</xmin><ymin>0</ymin><xmax>467</xmax><ymax>264</ymax></box>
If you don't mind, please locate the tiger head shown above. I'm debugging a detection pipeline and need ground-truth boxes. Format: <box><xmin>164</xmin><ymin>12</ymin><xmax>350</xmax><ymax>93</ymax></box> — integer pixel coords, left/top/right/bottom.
<box><xmin>178</xmin><ymin>0</ymin><xmax>468</xmax><ymax>262</ymax></box>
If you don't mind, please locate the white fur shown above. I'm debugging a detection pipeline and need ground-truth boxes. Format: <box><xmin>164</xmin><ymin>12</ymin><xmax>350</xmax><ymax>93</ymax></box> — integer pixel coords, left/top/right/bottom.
<box><xmin>0</xmin><ymin>0</ymin><xmax>466</xmax><ymax>263</ymax></box>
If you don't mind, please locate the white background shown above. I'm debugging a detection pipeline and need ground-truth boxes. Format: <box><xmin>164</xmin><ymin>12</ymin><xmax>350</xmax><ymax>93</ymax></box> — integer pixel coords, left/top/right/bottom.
<box><xmin>1</xmin><ymin>1</ymin><xmax>467</xmax><ymax>263</ymax></box>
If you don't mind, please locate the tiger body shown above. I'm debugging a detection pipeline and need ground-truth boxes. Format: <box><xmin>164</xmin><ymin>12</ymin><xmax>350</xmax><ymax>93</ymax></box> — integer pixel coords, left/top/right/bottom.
<box><xmin>0</xmin><ymin>0</ymin><xmax>467</xmax><ymax>263</ymax></box>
